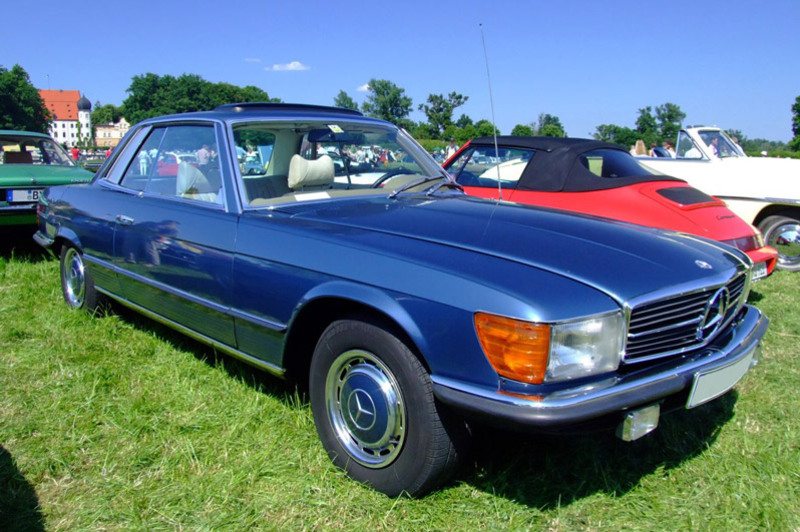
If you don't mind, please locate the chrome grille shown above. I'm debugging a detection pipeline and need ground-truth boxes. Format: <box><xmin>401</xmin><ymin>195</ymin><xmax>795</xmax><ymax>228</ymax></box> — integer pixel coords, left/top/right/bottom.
<box><xmin>624</xmin><ymin>272</ymin><xmax>748</xmax><ymax>363</ymax></box>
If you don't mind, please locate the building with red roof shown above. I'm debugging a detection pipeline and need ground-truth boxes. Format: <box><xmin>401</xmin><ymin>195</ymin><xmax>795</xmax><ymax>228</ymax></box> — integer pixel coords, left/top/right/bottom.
<box><xmin>39</xmin><ymin>89</ymin><xmax>92</xmax><ymax>147</ymax></box>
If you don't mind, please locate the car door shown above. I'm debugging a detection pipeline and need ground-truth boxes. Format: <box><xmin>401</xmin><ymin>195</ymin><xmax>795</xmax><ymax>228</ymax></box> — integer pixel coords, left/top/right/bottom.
<box><xmin>109</xmin><ymin>122</ymin><xmax>236</xmax><ymax>346</ymax></box>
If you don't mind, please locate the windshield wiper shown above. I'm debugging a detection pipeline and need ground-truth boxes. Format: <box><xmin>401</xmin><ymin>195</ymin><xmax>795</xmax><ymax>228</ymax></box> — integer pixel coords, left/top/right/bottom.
<box><xmin>426</xmin><ymin>179</ymin><xmax>463</xmax><ymax>196</ymax></box>
<box><xmin>388</xmin><ymin>175</ymin><xmax>446</xmax><ymax>199</ymax></box>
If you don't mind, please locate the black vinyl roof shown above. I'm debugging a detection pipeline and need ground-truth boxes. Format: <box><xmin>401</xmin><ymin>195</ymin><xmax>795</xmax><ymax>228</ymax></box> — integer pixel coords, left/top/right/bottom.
<box><xmin>464</xmin><ymin>136</ymin><xmax>683</xmax><ymax>192</ymax></box>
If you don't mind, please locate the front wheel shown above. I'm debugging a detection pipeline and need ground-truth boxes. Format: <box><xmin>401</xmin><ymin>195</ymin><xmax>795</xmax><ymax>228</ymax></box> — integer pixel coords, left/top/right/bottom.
<box><xmin>759</xmin><ymin>215</ymin><xmax>800</xmax><ymax>272</ymax></box>
<box><xmin>309</xmin><ymin>319</ymin><xmax>466</xmax><ymax>497</ymax></box>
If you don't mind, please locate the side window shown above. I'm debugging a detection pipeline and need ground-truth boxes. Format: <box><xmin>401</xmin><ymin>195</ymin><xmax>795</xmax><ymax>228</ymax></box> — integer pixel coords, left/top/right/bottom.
<box><xmin>119</xmin><ymin>125</ymin><xmax>221</xmax><ymax>204</ymax></box>
<box><xmin>450</xmin><ymin>147</ymin><xmax>532</xmax><ymax>189</ymax></box>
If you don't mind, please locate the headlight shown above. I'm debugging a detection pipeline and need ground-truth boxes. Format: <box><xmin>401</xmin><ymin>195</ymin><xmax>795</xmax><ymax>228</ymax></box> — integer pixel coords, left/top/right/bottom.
<box><xmin>475</xmin><ymin>311</ymin><xmax>625</xmax><ymax>385</ymax></box>
<box><xmin>547</xmin><ymin>312</ymin><xmax>625</xmax><ymax>381</ymax></box>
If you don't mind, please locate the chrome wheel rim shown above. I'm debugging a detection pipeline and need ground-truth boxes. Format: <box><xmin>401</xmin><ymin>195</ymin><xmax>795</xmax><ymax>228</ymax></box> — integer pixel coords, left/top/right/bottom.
<box><xmin>325</xmin><ymin>349</ymin><xmax>405</xmax><ymax>468</ymax></box>
<box><xmin>766</xmin><ymin>221</ymin><xmax>800</xmax><ymax>268</ymax></box>
<box><xmin>62</xmin><ymin>248</ymin><xmax>86</xmax><ymax>308</ymax></box>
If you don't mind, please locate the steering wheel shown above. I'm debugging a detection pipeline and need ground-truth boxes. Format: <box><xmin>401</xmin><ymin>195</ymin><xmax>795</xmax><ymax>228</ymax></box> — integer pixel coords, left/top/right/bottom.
<box><xmin>371</xmin><ymin>167</ymin><xmax>413</xmax><ymax>188</ymax></box>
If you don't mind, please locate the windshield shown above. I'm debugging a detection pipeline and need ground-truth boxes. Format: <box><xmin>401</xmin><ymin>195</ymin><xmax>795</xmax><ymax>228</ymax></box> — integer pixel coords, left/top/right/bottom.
<box><xmin>0</xmin><ymin>134</ymin><xmax>75</xmax><ymax>166</ymax></box>
<box><xmin>696</xmin><ymin>129</ymin><xmax>743</xmax><ymax>158</ymax></box>
<box><xmin>232</xmin><ymin>120</ymin><xmax>444</xmax><ymax>206</ymax></box>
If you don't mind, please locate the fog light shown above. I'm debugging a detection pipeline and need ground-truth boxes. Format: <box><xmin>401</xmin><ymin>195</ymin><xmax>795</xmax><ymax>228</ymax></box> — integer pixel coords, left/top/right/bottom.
<box><xmin>616</xmin><ymin>404</ymin><xmax>660</xmax><ymax>441</ymax></box>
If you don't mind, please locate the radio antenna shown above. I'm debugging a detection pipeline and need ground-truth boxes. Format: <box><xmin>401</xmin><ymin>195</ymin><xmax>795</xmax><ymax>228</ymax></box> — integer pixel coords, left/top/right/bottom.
<box><xmin>480</xmin><ymin>23</ymin><xmax>502</xmax><ymax>201</ymax></box>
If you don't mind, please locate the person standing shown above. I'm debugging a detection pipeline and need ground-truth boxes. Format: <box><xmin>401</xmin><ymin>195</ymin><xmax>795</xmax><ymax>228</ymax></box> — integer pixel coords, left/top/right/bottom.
<box><xmin>445</xmin><ymin>138</ymin><xmax>459</xmax><ymax>160</ymax></box>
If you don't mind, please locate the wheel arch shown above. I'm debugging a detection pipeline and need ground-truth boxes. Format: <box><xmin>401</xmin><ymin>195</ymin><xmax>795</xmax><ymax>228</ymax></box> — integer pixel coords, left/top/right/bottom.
<box><xmin>281</xmin><ymin>283</ymin><xmax>430</xmax><ymax>388</ymax></box>
<box><xmin>753</xmin><ymin>204</ymin><xmax>800</xmax><ymax>228</ymax></box>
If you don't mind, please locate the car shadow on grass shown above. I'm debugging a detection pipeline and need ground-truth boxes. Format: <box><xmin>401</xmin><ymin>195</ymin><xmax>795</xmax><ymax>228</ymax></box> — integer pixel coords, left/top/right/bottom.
<box><xmin>96</xmin><ymin>304</ymin><xmax>739</xmax><ymax>503</ymax></box>
<box><xmin>461</xmin><ymin>392</ymin><xmax>737</xmax><ymax>506</ymax></box>
<box><xmin>0</xmin><ymin>229</ymin><xmax>49</xmax><ymax>263</ymax></box>
<box><xmin>111</xmin><ymin>305</ymin><xmax>300</xmax><ymax>402</ymax></box>
<box><xmin>0</xmin><ymin>446</ymin><xmax>46</xmax><ymax>532</ymax></box>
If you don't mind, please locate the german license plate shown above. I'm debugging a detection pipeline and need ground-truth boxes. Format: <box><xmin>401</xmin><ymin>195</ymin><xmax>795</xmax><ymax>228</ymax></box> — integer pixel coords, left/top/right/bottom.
<box><xmin>686</xmin><ymin>345</ymin><xmax>756</xmax><ymax>408</ymax></box>
<box><xmin>752</xmin><ymin>261</ymin><xmax>768</xmax><ymax>281</ymax></box>
<box><xmin>6</xmin><ymin>189</ymin><xmax>42</xmax><ymax>203</ymax></box>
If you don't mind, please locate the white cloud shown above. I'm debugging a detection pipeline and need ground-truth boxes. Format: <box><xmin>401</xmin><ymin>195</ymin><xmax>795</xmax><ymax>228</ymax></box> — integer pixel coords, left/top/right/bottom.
<box><xmin>356</xmin><ymin>83</ymin><xmax>370</xmax><ymax>92</ymax></box>
<box><xmin>266</xmin><ymin>61</ymin><xmax>310</xmax><ymax>71</ymax></box>
<box><xmin>244</xmin><ymin>57</ymin><xmax>261</xmax><ymax>63</ymax></box>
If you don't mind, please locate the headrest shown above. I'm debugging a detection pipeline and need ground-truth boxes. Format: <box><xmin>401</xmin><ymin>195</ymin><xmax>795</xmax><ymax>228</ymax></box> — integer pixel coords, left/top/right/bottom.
<box><xmin>177</xmin><ymin>162</ymin><xmax>215</xmax><ymax>194</ymax></box>
<box><xmin>288</xmin><ymin>154</ymin><xmax>334</xmax><ymax>189</ymax></box>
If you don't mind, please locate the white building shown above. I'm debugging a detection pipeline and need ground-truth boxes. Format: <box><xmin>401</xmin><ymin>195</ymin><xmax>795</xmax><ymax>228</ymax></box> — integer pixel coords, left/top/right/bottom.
<box><xmin>39</xmin><ymin>90</ymin><xmax>92</xmax><ymax>147</ymax></box>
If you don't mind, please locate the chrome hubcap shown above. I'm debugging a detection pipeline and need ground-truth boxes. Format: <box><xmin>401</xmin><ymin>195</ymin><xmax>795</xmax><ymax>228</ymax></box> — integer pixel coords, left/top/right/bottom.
<box><xmin>766</xmin><ymin>222</ymin><xmax>800</xmax><ymax>267</ymax></box>
<box><xmin>63</xmin><ymin>249</ymin><xmax>86</xmax><ymax>308</ymax></box>
<box><xmin>325</xmin><ymin>350</ymin><xmax>405</xmax><ymax>468</ymax></box>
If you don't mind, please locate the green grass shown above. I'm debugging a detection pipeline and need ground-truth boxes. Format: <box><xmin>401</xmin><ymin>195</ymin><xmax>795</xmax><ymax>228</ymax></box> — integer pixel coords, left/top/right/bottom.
<box><xmin>1</xmin><ymin>236</ymin><xmax>799</xmax><ymax>531</ymax></box>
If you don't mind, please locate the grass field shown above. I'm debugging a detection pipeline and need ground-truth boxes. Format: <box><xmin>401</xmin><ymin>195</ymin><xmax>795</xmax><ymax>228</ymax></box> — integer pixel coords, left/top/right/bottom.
<box><xmin>1</xmin><ymin>234</ymin><xmax>798</xmax><ymax>531</ymax></box>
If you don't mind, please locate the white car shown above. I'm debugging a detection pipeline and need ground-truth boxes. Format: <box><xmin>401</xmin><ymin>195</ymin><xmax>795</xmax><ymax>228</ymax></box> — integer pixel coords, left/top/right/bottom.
<box><xmin>641</xmin><ymin>126</ymin><xmax>800</xmax><ymax>271</ymax></box>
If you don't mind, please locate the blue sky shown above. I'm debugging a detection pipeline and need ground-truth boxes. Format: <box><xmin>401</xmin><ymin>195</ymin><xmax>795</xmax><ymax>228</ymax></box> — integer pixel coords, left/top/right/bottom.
<box><xmin>3</xmin><ymin>0</ymin><xmax>799</xmax><ymax>141</ymax></box>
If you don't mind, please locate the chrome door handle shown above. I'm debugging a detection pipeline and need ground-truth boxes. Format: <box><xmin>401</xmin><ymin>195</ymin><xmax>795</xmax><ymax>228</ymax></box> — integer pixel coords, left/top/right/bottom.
<box><xmin>116</xmin><ymin>214</ymin><xmax>135</xmax><ymax>225</ymax></box>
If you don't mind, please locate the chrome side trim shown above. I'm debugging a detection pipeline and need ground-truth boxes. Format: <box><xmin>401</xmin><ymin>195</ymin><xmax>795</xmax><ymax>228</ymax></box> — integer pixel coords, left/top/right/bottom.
<box><xmin>96</xmin><ymin>286</ymin><xmax>286</xmax><ymax>378</ymax></box>
<box><xmin>84</xmin><ymin>255</ymin><xmax>287</xmax><ymax>333</ymax></box>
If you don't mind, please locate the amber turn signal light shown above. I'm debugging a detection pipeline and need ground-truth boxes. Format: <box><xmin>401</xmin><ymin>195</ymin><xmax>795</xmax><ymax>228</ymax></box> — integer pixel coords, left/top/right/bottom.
<box><xmin>474</xmin><ymin>313</ymin><xmax>550</xmax><ymax>384</ymax></box>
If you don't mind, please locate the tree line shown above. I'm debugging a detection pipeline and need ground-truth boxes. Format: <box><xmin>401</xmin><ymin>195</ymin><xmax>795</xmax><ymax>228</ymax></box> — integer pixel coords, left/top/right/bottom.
<box><xmin>2</xmin><ymin>63</ymin><xmax>798</xmax><ymax>153</ymax></box>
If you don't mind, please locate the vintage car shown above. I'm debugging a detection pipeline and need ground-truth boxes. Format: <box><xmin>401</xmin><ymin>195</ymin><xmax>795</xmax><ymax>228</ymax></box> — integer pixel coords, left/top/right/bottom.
<box><xmin>0</xmin><ymin>130</ymin><xmax>93</xmax><ymax>227</ymax></box>
<box><xmin>444</xmin><ymin>136</ymin><xmax>778</xmax><ymax>281</ymax></box>
<box><xmin>34</xmin><ymin>104</ymin><xmax>768</xmax><ymax>497</ymax></box>
<box><xmin>639</xmin><ymin>126</ymin><xmax>800</xmax><ymax>271</ymax></box>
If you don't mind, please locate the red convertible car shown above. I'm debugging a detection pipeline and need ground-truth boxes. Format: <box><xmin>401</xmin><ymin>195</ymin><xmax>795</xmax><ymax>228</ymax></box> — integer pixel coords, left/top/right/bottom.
<box><xmin>444</xmin><ymin>137</ymin><xmax>777</xmax><ymax>280</ymax></box>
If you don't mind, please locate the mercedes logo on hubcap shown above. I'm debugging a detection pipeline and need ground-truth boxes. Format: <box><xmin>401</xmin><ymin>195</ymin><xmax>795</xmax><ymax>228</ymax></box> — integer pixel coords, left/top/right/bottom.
<box><xmin>347</xmin><ymin>389</ymin><xmax>377</xmax><ymax>431</ymax></box>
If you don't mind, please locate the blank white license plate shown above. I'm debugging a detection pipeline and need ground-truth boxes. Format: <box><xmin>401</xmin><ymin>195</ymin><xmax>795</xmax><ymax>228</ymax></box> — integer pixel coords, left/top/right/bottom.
<box><xmin>6</xmin><ymin>189</ymin><xmax>41</xmax><ymax>203</ymax></box>
<box><xmin>686</xmin><ymin>345</ymin><xmax>756</xmax><ymax>408</ymax></box>
<box><xmin>752</xmin><ymin>261</ymin><xmax>768</xmax><ymax>281</ymax></box>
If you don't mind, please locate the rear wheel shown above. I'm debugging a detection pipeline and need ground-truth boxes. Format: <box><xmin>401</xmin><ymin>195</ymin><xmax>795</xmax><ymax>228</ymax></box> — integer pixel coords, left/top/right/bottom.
<box><xmin>309</xmin><ymin>318</ymin><xmax>466</xmax><ymax>497</ymax></box>
<box><xmin>59</xmin><ymin>245</ymin><xmax>104</xmax><ymax>312</ymax></box>
<box><xmin>759</xmin><ymin>215</ymin><xmax>800</xmax><ymax>272</ymax></box>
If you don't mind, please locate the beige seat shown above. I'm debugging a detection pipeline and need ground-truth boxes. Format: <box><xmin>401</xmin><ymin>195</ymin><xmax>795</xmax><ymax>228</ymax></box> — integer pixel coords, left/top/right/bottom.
<box><xmin>287</xmin><ymin>154</ymin><xmax>334</xmax><ymax>190</ymax></box>
<box><xmin>176</xmin><ymin>162</ymin><xmax>219</xmax><ymax>203</ymax></box>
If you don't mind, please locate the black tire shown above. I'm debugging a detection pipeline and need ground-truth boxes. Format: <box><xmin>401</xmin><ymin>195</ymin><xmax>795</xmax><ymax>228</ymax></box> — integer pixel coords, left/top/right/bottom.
<box><xmin>309</xmin><ymin>318</ymin><xmax>467</xmax><ymax>497</ymax></box>
<box><xmin>759</xmin><ymin>215</ymin><xmax>800</xmax><ymax>272</ymax></box>
<box><xmin>59</xmin><ymin>245</ymin><xmax>104</xmax><ymax>313</ymax></box>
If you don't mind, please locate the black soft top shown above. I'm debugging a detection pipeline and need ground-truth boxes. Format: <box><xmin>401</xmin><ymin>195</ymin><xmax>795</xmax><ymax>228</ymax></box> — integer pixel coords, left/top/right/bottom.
<box><xmin>465</xmin><ymin>136</ymin><xmax>683</xmax><ymax>192</ymax></box>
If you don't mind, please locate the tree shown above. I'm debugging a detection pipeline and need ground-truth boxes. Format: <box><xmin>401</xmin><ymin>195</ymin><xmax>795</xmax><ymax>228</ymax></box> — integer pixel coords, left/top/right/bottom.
<box><xmin>418</xmin><ymin>92</ymin><xmax>468</xmax><ymax>138</ymax></box>
<box><xmin>333</xmin><ymin>90</ymin><xmax>358</xmax><ymax>111</ymax></box>
<box><xmin>535</xmin><ymin>113</ymin><xmax>565</xmax><ymax>136</ymax></box>
<box><xmin>475</xmin><ymin>119</ymin><xmax>499</xmax><ymax>137</ymax></box>
<box><xmin>593</xmin><ymin>124</ymin><xmax>637</xmax><ymax>148</ymax></box>
<box><xmin>655</xmin><ymin>103</ymin><xmax>686</xmax><ymax>142</ymax></box>
<box><xmin>511</xmin><ymin>124</ymin><xmax>533</xmax><ymax>136</ymax></box>
<box><xmin>0</xmin><ymin>64</ymin><xmax>51</xmax><ymax>132</ymax></box>
<box><xmin>122</xmin><ymin>73</ymin><xmax>278</xmax><ymax>124</ymax></box>
<box><xmin>791</xmin><ymin>96</ymin><xmax>800</xmax><ymax>151</ymax></box>
<box><xmin>635</xmin><ymin>106</ymin><xmax>658</xmax><ymax>146</ymax></box>
<box><xmin>92</xmin><ymin>103</ymin><xmax>124</xmax><ymax>125</ymax></box>
<box><xmin>361</xmin><ymin>79</ymin><xmax>413</xmax><ymax>128</ymax></box>
<box><xmin>455</xmin><ymin>114</ymin><xmax>473</xmax><ymax>129</ymax></box>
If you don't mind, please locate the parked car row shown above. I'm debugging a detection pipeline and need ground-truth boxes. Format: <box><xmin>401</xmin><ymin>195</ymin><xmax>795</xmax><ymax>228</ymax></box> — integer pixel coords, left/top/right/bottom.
<box><xmin>0</xmin><ymin>130</ymin><xmax>93</xmax><ymax>227</ymax></box>
<box><xmin>443</xmin><ymin>136</ymin><xmax>778</xmax><ymax>281</ymax></box>
<box><xmin>638</xmin><ymin>126</ymin><xmax>800</xmax><ymax>271</ymax></box>
<box><xmin>30</xmin><ymin>104</ymin><xmax>770</xmax><ymax>496</ymax></box>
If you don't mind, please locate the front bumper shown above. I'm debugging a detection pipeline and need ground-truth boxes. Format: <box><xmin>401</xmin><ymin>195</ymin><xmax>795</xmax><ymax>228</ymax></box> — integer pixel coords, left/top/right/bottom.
<box><xmin>432</xmin><ymin>304</ymin><xmax>768</xmax><ymax>432</ymax></box>
<box><xmin>745</xmin><ymin>245</ymin><xmax>779</xmax><ymax>279</ymax></box>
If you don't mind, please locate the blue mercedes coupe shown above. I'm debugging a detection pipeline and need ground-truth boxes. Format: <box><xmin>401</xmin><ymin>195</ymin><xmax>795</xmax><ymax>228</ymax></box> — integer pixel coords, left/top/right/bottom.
<box><xmin>34</xmin><ymin>103</ymin><xmax>768</xmax><ymax>496</ymax></box>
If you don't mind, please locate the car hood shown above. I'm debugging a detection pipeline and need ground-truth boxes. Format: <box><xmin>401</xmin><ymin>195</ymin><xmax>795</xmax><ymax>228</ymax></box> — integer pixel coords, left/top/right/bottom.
<box><xmin>0</xmin><ymin>164</ymin><xmax>93</xmax><ymax>186</ymax></box>
<box><xmin>272</xmin><ymin>194</ymin><xmax>747</xmax><ymax>304</ymax></box>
